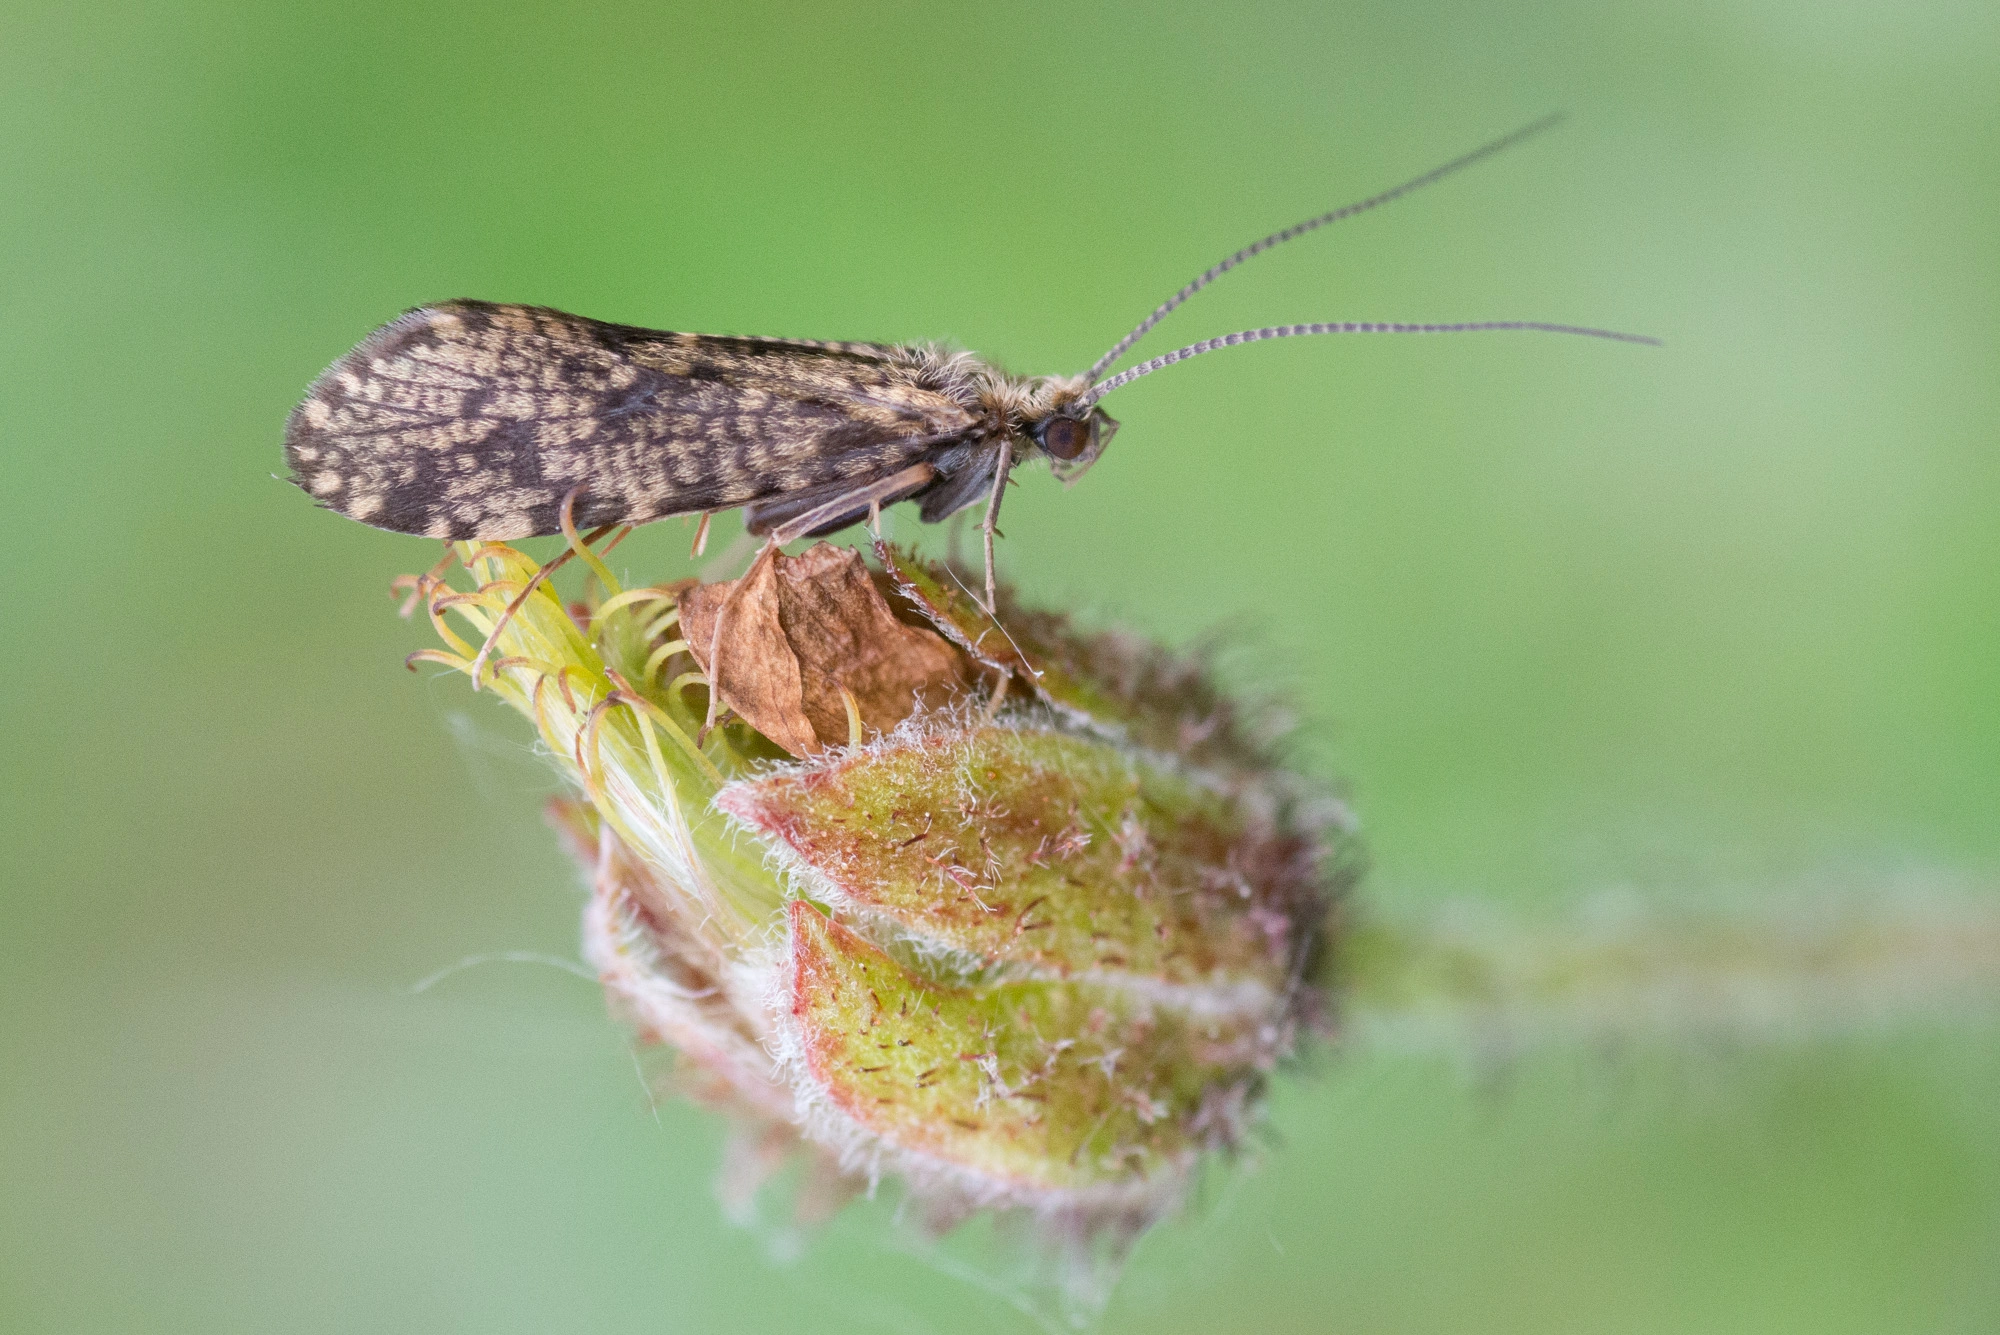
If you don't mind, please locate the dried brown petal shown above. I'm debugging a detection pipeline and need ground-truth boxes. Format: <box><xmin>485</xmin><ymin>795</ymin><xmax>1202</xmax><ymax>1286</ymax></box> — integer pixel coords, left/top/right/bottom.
<box><xmin>680</xmin><ymin>543</ymin><xmax>971</xmax><ymax>756</ymax></box>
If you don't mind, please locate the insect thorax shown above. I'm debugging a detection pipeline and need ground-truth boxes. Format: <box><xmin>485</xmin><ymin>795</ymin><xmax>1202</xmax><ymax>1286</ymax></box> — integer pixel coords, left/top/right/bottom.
<box><xmin>898</xmin><ymin>343</ymin><xmax>1089</xmax><ymax>448</ymax></box>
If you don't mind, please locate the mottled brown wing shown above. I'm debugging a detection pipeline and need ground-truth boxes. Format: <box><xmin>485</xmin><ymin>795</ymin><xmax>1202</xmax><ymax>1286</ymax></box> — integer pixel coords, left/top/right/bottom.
<box><xmin>284</xmin><ymin>300</ymin><xmax>981</xmax><ymax>540</ymax></box>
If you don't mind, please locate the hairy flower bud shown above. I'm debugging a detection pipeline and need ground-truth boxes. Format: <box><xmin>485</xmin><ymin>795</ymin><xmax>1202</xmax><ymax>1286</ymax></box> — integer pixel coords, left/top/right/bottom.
<box><xmin>401</xmin><ymin>533</ymin><xmax>1354</xmax><ymax>1274</ymax></box>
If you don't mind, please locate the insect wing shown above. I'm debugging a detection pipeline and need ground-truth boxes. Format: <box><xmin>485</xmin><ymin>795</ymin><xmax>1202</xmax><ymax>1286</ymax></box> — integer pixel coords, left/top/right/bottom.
<box><xmin>285</xmin><ymin>301</ymin><xmax>979</xmax><ymax>540</ymax></box>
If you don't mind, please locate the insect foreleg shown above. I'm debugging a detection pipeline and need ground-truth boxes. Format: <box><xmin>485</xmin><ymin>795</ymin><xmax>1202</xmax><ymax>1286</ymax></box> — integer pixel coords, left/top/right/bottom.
<box><xmin>980</xmin><ymin>450</ymin><xmax>1012</xmax><ymax>614</ymax></box>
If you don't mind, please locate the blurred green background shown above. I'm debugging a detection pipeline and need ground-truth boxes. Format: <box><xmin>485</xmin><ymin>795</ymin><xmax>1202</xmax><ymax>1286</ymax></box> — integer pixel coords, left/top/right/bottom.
<box><xmin>4</xmin><ymin>1</ymin><xmax>1997</xmax><ymax>1331</ymax></box>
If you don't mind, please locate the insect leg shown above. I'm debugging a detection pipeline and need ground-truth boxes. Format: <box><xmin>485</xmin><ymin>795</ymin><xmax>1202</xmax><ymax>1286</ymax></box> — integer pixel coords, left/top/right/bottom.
<box><xmin>762</xmin><ymin>463</ymin><xmax>940</xmax><ymax>545</ymax></box>
<box><xmin>979</xmin><ymin>451</ymin><xmax>1012</xmax><ymax>614</ymax></box>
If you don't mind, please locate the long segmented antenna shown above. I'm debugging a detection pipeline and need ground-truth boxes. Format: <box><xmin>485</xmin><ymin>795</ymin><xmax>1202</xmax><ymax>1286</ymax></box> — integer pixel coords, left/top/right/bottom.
<box><xmin>1085</xmin><ymin>113</ymin><xmax>1568</xmax><ymax>384</ymax></box>
<box><xmin>1080</xmin><ymin>320</ymin><xmax>1660</xmax><ymax>405</ymax></box>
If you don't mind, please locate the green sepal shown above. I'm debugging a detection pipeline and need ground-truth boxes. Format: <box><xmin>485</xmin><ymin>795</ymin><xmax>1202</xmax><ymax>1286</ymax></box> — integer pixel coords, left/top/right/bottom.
<box><xmin>784</xmin><ymin>902</ymin><xmax>1269</xmax><ymax>1194</ymax></box>
<box><xmin>723</xmin><ymin>725</ymin><xmax>1315</xmax><ymax>1002</ymax></box>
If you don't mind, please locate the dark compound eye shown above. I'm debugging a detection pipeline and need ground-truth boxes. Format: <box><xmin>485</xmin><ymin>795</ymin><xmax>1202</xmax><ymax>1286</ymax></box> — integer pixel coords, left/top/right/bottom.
<box><xmin>1041</xmin><ymin>416</ymin><xmax>1088</xmax><ymax>461</ymax></box>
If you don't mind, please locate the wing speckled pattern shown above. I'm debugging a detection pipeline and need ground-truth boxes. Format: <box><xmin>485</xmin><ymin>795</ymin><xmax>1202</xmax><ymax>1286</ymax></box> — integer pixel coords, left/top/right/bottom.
<box><xmin>284</xmin><ymin>301</ymin><xmax>984</xmax><ymax>540</ymax></box>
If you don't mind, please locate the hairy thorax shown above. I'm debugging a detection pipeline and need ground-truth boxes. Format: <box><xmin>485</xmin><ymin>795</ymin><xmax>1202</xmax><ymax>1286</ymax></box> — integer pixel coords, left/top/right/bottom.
<box><xmin>898</xmin><ymin>343</ymin><xmax>1090</xmax><ymax>456</ymax></box>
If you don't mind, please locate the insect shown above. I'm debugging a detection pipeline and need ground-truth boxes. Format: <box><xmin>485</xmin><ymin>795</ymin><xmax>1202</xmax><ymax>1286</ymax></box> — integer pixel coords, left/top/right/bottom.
<box><xmin>285</xmin><ymin>114</ymin><xmax>1653</xmax><ymax>608</ymax></box>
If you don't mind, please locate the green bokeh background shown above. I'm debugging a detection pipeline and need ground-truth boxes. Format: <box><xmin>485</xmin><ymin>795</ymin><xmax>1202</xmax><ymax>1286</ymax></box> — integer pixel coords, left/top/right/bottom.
<box><xmin>4</xmin><ymin>2</ymin><xmax>1997</xmax><ymax>1331</ymax></box>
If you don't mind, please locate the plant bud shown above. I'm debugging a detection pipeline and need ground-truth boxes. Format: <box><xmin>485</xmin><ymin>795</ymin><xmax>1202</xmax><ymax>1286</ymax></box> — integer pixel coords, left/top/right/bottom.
<box><xmin>403</xmin><ymin>534</ymin><xmax>1355</xmax><ymax>1273</ymax></box>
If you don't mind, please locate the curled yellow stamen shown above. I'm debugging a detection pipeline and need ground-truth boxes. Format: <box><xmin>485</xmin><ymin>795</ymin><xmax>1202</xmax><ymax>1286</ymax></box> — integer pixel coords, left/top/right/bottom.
<box><xmin>560</xmin><ymin>489</ymin><xmax>621</xmax><ymax>599</ymax></box>
<box><xmin>590</xmin><ymin>586</ymin><xmax>679</xmax><ymax>633</ymax></box>
<box><xmin>406</xmin><ymin>649</ymin><xmax>472</xmax><ymax>674</ymax></box>
<box><xmin>643</xmin><ymin>639</ymin><xmax>692</xmax><ymax>684</ymax></box>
